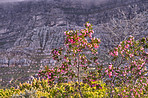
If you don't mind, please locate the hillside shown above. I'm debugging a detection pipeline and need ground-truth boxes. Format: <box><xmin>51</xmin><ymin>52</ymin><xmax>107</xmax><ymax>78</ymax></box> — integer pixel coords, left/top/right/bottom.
<box><xmin>0</xmin><ymin>0</ymin><xmax>147</xmax><ymax>49</ymax></box>
<box><xmin>0</xmin><ymin>0</ymin><xmax>147</xmax><ymax>88</ymax></box>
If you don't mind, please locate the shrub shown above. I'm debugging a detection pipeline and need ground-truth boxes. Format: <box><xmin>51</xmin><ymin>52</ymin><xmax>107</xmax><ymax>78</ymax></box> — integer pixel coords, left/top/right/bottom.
<box><xmin>0</xmin><ymin>78</ymin><xmax>108</xmax><ymax>98</ymax></box>
<box><xmin>38</xmin><ymin>22</ymin><xmax>147</xmax><ymax>97</ymax></box>
<box><xmin>1</xmin><ymin>22</ymin><xmax>147</xmax><ymax>98</ymax></box>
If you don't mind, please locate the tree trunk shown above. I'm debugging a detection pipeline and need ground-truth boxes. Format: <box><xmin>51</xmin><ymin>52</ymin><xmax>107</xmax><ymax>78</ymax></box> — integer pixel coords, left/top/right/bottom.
<box><xmin>77</xmin><ymin>53</ymin><xmax>83</xmax><ymax>98</ymax></box>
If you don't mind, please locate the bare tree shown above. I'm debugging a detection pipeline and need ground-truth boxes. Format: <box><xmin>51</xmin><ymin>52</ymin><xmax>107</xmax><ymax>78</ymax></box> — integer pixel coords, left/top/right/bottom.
<box><xmin>94</xmin><ymin>6</ymin><xmax>148</xmax><ymax>65</ymax></box>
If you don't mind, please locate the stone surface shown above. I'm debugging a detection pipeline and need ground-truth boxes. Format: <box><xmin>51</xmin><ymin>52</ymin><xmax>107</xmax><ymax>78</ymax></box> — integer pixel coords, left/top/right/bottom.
<box><xmin>0</xmin><ymin>0</ymin><xmax>147</xmax><ymax>50</ymax></box>
<box><xmin>0</xmin><ymin>0</ymin><xmax>148</xmax><ymax>88</ymax></box>
<box><xmin>0</xmin><ymin>0</ymin><xmax>147</xmax><ymax>67</ymax></box>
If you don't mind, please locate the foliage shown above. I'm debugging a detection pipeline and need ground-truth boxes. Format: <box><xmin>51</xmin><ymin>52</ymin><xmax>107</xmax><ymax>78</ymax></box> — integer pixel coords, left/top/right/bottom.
<box><xmin>0</xmin><ymin>87</ymin><xmax>21</xmax><ymax>97</ymax></box>
<box><xmin>12</xmin><ymin>89</ymin><xmax>38</xmax><ymax>98</ymax></box>
<box><xmin>38</xmin><ymin>22</ymin><xmax>101</xmax><ymax>88</ymax></box>
<box><xmin>0</xmin><ymin>22</ymin><xmax>147</xmax><ymax>98</ymax></box>
<box><xmin>1</xmin><ymin>78</ymin><xmax>147</xmax><ymax>98</ymax></box>
<box><xmin>38</xmin><ymin>22</ymin><xmax>147</xmax><ymax>97</ymax></box>
<box><xmin>107</xmin><ymin>36</ymin><xmax>148</xmax><ymax>97</ymax></box>
<box><xmin>0</xmin><ymin>78</ymin><xmax>107</xmax><ymax>98</ymax></box>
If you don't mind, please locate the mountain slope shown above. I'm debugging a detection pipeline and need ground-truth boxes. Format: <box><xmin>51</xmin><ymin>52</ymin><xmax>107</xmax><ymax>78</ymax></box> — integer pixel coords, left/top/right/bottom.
<box><xmin>0</xmin><ymin>0</ymin><xmax>147</xmax><ymax>49</ymax></box>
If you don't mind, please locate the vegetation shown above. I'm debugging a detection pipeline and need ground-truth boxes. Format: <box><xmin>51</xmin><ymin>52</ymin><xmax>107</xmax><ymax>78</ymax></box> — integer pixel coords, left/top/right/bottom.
<box><xmin>0</xmin><ymin>79</ymin><xmax>107</xmax><ymax>98</ymax></box>
<box><xmin>0</xmin><ymin>22</ymin><xmax>147</xmax><ymax>98</ymax></box>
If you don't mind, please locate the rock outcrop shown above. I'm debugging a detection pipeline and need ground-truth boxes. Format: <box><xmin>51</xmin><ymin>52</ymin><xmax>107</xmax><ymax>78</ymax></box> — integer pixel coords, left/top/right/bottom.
<box><xmin>0</xmin><ymin>0</ymin><xmax>147</xmax><ymax>49</ymax></box>
<box><xmin>0</xmin><ymin>0</ymin><xmax>148</xmax><ymax>88</ymax></box>
<box><xmin>0</xmin><ymin>0</ymin><xmax>147</xmax><ymax>66</ymax></box>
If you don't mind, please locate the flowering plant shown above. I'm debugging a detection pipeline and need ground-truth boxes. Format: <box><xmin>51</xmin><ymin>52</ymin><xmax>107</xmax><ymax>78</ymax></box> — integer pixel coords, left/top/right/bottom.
<box><xmin>38</xmin><ymin>22</ymin><xmax>148</xmax><ymax>97</ymax></box>
<box><xmin>106</xmin><ymin>36</ymin><xmax>148</xmax><ymax>97</ymax></box>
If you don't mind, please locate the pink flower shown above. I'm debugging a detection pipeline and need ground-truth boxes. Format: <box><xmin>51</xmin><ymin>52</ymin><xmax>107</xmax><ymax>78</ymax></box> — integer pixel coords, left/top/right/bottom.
<box><xmin>115</xmin><ymin>72</ymin><xmax>118</xmax><ymax>76</ymax></box>
<box><xmin>129</xmin><ymin>53</ymin><xmax>134</xmax><ymax>58</ymax></box>
<box><xmin>88</xmin><ymin>44</ymin><xmax>92</xmax><ymax>48</ymax></box>
<box><xmin>94</xmin><ymin>43</ymin><xmax>99</xmax><ymax>48</ymax></box>
<box><xmin>68</xmin><ymin>65</ymin><xmax>71</xmax><ymax>67</ymax></box>
<box><xmin>90</xmin><ymin>30</ymin><xmax>94</xmax><ymax>34</ymax></box>
<box><xmin>139</xmin><ymin>70</ymin><xmax>141</xmax><ymax>75</ymax></box>
<box><xmin>92</xmin><ymin>84</ymin><xmax>95</xmax><ymax>87</ymax></box>
<box><xmin>47</xmin><ymin>75</ymin><xmax>51</xmax><ymax>79</ymax></box>
<box><xmin>123</xmin><ymin>73</ymin><xmax>126</xmax><ymax>76</ymax></box>
<box><xmin>109</xmin><ymin>72</ymin><xmax>112</xmax><ymax>78</ymax></box>
<box><xmin>89</xmin><ymin>33</ymin><xmax>92</xmax><ymax>38</ymax></box>
<box><xmin>108</xmin><ymin>64</ymin><xmax>113</xmax><ymax>70</ymax></box>
<box><xmin>78</xmin><ymin>33</ymin><xmax>82</xmax><ymax>36</ymax></box>
<box><xmin>48</xmin><ymin>73</ymin><xmax>51</xmax><ymax>75</ymax></box>
<box><xmin>127</xmin><ymin>40</ymin><xmax>131</xmax><ymax>43</ymax></box>
<box><xmin>93</xmin><ymin>79</ymin><xmax>96</xmax><ymax>82</ymax></box>
<box><xmin>115</xmin><ymin>47</ymin><xmax>118</xmax><ymax>50</ymax></box>
<box><xmin>109</xmin><ymin>52</ymin><xmax>114</xmax><ymax>56</ymax></box>
<box><xmin>135</xmin><ymin>92</ymin><xmax>138</xmax><ymax>95</ymax></box>
<box><xmin>61</xmin><ymin>70</ymin><xmax>64</xmax><ymax>73</ymax></box>
<box><xmin>114</xmin><ymin>50</ymin><xmax>118</xmax><ymax>56</ymax></box>
<box><xmin>97</xmin><ymin>38</ymin><xmax>101</xmax><ymax>43</ymax></box>
<box><xmin>125</xmin><ymin>44</ymin><xmax>129</xmax><ymax>48</ymax></box>
<box><xmin>80</xmin><ymin>64</ymin><xmax>84</xmax><ymax>67</ymax></box>
<box><xmin>85</xmin><ymin>30</ymin><xmax>88</xmax><ymax>34</ymax></box>
<box><xmin>118</xmin><ymin>44</ymin><xmax>121</xmax><ymax>49</ymax></box>
<box><xmin>70</xmin><ymin>39</ymin><xmax>73</xmax><ymax>43</ymax></box>
<box><xmin>83</xmin><ymin>41</ymin><xmax>87</xmax><ymax>45</ymax></box>
<box><xmin>91</xmin><ymin>37</ymin><xmax>95</xmax><ymax>41</ymax></box>
<box><xmin>57</xmin><ymin>69</ymin><xmax>60</xmax><ymax>72</ymax></box>
<box><xmin>86</xmin><ymin>23</ymin><xmax>91</xmax><ymax>27</ymax></box>
<box><xmin>105</xmin><ymin>69</ymin><xmax>108</xmax><ymax>73</ymax></box>
<box><xmin>141</xmin><ymin>62</ymin><xmax>145</xmax><ymax>67</ymax></box>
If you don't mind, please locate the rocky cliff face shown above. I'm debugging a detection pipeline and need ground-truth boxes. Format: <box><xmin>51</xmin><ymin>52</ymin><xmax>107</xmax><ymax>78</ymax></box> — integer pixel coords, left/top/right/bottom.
<box><xmin>0</xmin><ymin>0</ymin><xmax>147</xmax><ymax>66</ymax></box>
<box><xmin>0</xmin><ymin>0</ymin><xmax>148</xmax><ymax>88</ymax></box>
<box><xmin>0</xmin><ymin>0</ymin><xmax>147</xmax><ymax>49</ymax></box>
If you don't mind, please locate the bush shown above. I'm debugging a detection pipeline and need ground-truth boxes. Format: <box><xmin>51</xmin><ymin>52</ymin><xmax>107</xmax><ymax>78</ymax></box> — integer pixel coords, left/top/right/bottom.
<box><xmin>0</xmin><ymin>22</ymin><xmax>147</xmax><ymax>98</ymax></box>
<box><xmin>0</xmin><ymin>78</ymin><xmax>108</xmax><ymax>98</ymax></box>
